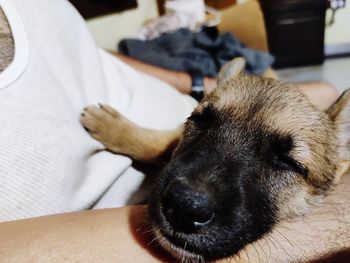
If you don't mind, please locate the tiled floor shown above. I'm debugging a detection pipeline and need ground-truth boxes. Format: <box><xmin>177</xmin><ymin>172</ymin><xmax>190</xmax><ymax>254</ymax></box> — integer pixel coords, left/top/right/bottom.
<box><xmin>277</xmin><ymin>57</ymin><xmax>350</xmax><ymax>93</ymax></box>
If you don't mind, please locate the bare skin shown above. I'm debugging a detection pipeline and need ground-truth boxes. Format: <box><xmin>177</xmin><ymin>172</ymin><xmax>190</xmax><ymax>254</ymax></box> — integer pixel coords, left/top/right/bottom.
<box><xmin>0</xmin><ymin>7</ymin><xmax>15</xmax><ymax>72</ymax></box>
<box><xmin>0</xmin><ymin>174</ymin><xmax>348</xmax><ymax>263</ymax></box>
<box><xmin>298</xmin><ymin>81</ymin><xmax>339</xmax><ymax>111</ymax></box>
<box><xmin>114</xmin><ymin>53</ymin><xmax>218</xmax><ymax>94</ymax></box>
<box><xmin>114</xmin><ymin>53</ymin><xmax>339</xmax><ymax>111</ymax></box>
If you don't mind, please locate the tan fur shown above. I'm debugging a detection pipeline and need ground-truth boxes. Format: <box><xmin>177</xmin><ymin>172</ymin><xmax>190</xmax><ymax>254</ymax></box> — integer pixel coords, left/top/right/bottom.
<box><xmin>214</xmin><ymin>77</ymin><xmax>338</xmax><ymax>191</ymax></box>
<box><xmin>80</xmin><ymin>104</ymin><xmax>183</xmax><ymax>162</ymax></box>
<box><xmin>183</xmin><ymin>76</ymin><xmax>343</xmax><ymax>220</ymax></box>
<box><xmin>0</xmin><ymin>7</ymin><xmax>15</xmax><ymax>73</ymax></box>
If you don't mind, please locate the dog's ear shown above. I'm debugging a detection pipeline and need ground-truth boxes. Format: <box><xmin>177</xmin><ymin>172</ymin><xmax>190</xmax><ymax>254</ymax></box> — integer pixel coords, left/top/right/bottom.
<box><xmin>326</xmin><ymin>89</ymin><xmax>350</xmax><ymax>177</ymax></box>
<box><xmin>217</xmin><ymin>57</ymin><xmax>246</xmax><ymax>84</ymax></box>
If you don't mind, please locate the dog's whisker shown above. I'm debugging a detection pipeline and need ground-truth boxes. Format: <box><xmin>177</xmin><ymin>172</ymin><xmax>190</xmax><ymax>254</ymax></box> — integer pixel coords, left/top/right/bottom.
<box><xmin>183</xmin><ymin>241</ymin><xmax>188</xmax><ymax>251</ymax></box>
<box><xmin>146</xmin><ymin>236</ymin><xmax>160</xmax><ymax>247</ymax></box>
<box><xmin>245</xmin><ymin>246</ymin><xmax>253</xmax><ymax>263</ymax></box>
<box><xmin>274</xmin><ymin>228</ymin><xmax>295</xmax><ymax>248</ymax></box>
<box><xmin>268</xmin><ymin>232</ymin><xmax>294</xmax><ymax>261</ymax></box>
<box><xmin>251</xmin><ymin>242</ymin><xmax>262</xmax><ymax>263</ymax></box>
<box><xmin>141</xmin><ymin>228</ymin><xmax>155</xmax><ymax>235</ymax></box>
<box><xmin>256</xmin><ymin>237</ymin><xmax>269</xmax><ymax>263</ymax></box>
<box><xmin>264</xmin><ymin>233</ymin><xmax>273</xmax><ymax>261</ymax></box>
<box><xmin>266</xmin><ymin>233</ymin><xmax>280</xmax><ymax>255</ymax></box>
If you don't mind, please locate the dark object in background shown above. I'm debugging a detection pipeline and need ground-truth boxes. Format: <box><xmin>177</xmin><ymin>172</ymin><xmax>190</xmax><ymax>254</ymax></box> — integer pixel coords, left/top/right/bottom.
<box><xmin>119</xmin><ymin>27</ymin><xmax>274</xmax><ymax>77</ymax></box>
<box><xmin>68</xmin><ymin>0</ymin><xmax>137</xmax><ymax>19</ymax></box>
<box><xmin>260</xmin><ymin>0</ymin><xmax>327</xmax><ymax>68</ymax></box>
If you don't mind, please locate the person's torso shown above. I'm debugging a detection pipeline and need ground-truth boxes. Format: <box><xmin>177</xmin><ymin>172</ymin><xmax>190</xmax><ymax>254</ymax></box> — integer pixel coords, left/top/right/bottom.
<box><xmin>0</xmin><ymin>0</ymin><xmax>133</xmax><ymax>221</ymax></box>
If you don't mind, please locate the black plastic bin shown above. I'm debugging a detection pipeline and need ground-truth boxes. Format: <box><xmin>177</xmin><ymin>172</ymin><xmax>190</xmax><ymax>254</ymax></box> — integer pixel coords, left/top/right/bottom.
<box><xmin>260</xmin><ymin>0</ymin><xmax>327</xmax><ymax>68</ymax></box>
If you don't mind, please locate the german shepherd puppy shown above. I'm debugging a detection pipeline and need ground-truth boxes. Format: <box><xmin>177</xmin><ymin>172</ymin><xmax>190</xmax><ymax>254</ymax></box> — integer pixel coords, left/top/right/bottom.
<box><xmin>80</xmin><ymin>59</ymin><xmax>350</xmax><ymax>262</ymax></box>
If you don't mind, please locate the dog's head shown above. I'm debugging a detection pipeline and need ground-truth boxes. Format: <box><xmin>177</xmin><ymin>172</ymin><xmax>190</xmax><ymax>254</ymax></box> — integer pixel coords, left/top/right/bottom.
<box><xmin>148</xmin><ymin>59</ymin><xmax>350</xmax><ymax>262</ymax></box>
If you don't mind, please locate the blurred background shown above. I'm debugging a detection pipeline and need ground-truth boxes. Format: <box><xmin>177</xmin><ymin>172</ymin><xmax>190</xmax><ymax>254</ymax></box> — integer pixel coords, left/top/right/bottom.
<box><xmin>69</xmin><ymin>0</ymin><xmax>350</xmax><ymax>92</ymax></box>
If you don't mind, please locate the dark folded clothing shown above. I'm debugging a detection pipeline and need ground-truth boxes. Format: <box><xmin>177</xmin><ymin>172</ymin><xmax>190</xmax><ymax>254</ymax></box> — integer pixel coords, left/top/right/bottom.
<box><xmin>118</xmin><ymin>27</ymin><xmax>274</xmax><ymax>77</ymax></box>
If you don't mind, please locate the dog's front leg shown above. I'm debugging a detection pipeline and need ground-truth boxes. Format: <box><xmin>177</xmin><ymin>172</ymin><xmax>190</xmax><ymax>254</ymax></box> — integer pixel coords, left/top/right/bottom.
<box><xmin>80</xmin><ymin>104</ymin><xmax>183</xmax><ymax>162</ymax></box>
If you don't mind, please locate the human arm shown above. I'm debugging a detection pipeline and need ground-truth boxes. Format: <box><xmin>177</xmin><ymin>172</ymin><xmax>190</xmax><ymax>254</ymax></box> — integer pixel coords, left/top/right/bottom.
<box><xmin>113</xmin><ymin>53</ymin><xmax>338</xmax><ymax>110</ymax></box>
<box><xmin>297</xmin><ymin>81</ymin><xmax>339</xmax><ymax>111</ymax></box>
<box><xmin>113</xmin><ymin>52</ymin><xmax>217</xmax><ymax>94</ymax></box>
<box><xmin>0</xmin><ymin>175</ymin><xmax>349</xmax><ymax>263</ymax></box>
<box><xmin>0</xmin><ymin>206</ymin><xmax>168</xmax><ymax>263</ymax></box>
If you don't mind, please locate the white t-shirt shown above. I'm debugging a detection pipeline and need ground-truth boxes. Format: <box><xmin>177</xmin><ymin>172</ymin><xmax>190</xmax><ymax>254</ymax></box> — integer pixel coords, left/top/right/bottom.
<box><xmin>0</xmin><ymin>0</ymin><xmax>196</xmax><ymax>221</ymax></box>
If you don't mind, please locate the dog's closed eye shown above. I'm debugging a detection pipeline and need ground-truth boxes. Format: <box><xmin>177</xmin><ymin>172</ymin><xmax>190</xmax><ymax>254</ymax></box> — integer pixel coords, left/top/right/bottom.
<box><xmin>268</xmin><ymin>135</ymin><xmax>309</xmax><ymax>178</ymax></box>
<box><xmin>188</xmin><ymin>106</ymin><xmax>217</xmax><ymax>129</ymax></box>
<box><xmin>270</xmin><ymin>154</ymin><xmax>308</xmax><ymax>178</ymax></box>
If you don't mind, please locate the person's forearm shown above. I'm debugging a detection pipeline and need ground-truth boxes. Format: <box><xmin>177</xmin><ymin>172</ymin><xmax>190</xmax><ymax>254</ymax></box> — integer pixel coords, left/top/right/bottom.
<box><xmin>113</xmin><ymin>53</ymin><xmax>338</xmax><ymax>110</ymax></box>
<box><xmin>0</xmin><ymin>207</ymin><xmax>170</xmax><ymax>263</ymax></box>
<box><xmin>113</xmin><ymin>53</ymin><xmax>216</xmax><ymax>94</ymax></box>
<box><xmin>0</xmin><ymin>175</ymin><xmax>349</xmax><ymax>262</ymax></box>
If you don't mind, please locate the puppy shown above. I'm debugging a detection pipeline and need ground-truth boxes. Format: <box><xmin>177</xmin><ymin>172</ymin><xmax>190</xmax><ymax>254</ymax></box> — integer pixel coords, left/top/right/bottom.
<box><xmin>80</xmin><ymin>59</ymin><xmax>350</xmax><ymax>262</ymax></box>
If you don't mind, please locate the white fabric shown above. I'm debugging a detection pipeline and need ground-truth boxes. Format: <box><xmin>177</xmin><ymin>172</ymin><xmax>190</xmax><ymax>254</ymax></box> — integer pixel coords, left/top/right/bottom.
<box><xmin>0</xmin><ymin>0</ymin><xmax>28</xmax><ymax>89</ymax></box>
<box><xmin>138</xmin><ymin>0</ymin><xmax>206</xmax><ymax>40</ymax></box>
<box><xmin>0</xmin><ymin>0</ymin><xmax>196</xmax><ymax>222</ymax></box>
<box><xmin>166</xmin><ymin>0</ymin><xmax>206</xmax><ymax>23</ymax></box>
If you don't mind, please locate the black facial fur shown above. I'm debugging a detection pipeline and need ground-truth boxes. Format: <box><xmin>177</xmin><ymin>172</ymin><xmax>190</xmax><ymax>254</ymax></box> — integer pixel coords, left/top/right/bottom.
<box><xmin>187</xmin><ymin>105</ymin><xmax>217</xmax><ymax>130</ymax></box>
<box><xmin>148</xmin><ymin>105</ymin><xmax>291</xmax><ymax>261</ymax></box>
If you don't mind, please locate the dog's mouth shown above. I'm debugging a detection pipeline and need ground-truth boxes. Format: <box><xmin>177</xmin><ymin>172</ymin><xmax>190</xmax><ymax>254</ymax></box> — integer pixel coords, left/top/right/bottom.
<box><xmin>149</xmin><ymin>195</ymin><xmax>238</xmax><ymax>262</ymax></box>
<box><xmin>150</xmin><ymin>205</ymin><xmax>207</xmax><ymax>263</ymax></box>
<box><xmin>148</xmin><ymin>186</ymin><xmax>274</xmax><ymax>262</ymax></box>
<box><xmin>147</xmin><ymin>161</ymin><xmax>279</xmax><ymax>261</ymax></box>
<box><xmin>149</xmin><ymin>201</ymin><xmax>268</xmax><ymax>263</ymax></box>
<box><xmin>147</xmin><ymin>176</ymin><xmax>221</xmax><ymax>261</ymax></box>
<box><xmin>152</xmin><ymin>227</ymin><xmax>205</xmax><ymax>263</ymax></box>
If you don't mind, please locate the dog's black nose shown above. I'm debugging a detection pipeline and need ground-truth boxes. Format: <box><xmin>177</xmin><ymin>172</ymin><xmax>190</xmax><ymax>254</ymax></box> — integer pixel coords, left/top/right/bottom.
<box><xmin>162</xmin><ymin>178</ymin><xmax>215</xmax><ymax>233</ymax></box>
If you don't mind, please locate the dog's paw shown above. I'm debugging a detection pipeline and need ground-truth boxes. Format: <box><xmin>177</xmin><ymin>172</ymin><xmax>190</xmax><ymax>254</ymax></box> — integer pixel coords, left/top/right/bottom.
<box><xmin>80</xmin><ymin>104</ymin><xmax>134</xmax><ymax>153</ymax></box>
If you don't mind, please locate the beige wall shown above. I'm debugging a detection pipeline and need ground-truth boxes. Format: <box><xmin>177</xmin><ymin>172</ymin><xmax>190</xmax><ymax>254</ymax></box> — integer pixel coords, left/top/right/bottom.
<box><xmin>325</xmin><ymin>4</ymin><xmax>350</xmax><ymax>45</ymax></box>
<box><xmin>86</xmin><ymin>0</ymin><xmax>249</xmax><ymax>51</ymax></box>
<box><xmin>86</xmin><ymin>0</ymin><xmax>158</xmax><ymax>51</ymax></box>
<box><xmin>86</xmin><ymin>0</ymin><xmax>349</xmax><ymax>50</ymax></box>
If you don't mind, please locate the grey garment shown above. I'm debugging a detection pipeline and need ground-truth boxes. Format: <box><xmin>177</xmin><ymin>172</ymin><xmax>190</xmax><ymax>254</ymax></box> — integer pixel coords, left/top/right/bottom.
<box><xmin>0</xmin><ymin>7</ymin><xmax>15</xmax><ymax>73</ymax></box>
<box><xmin>119</xmin><ymin>27</ymin><xmax>274</xmax><ymax>77</ymax></box>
